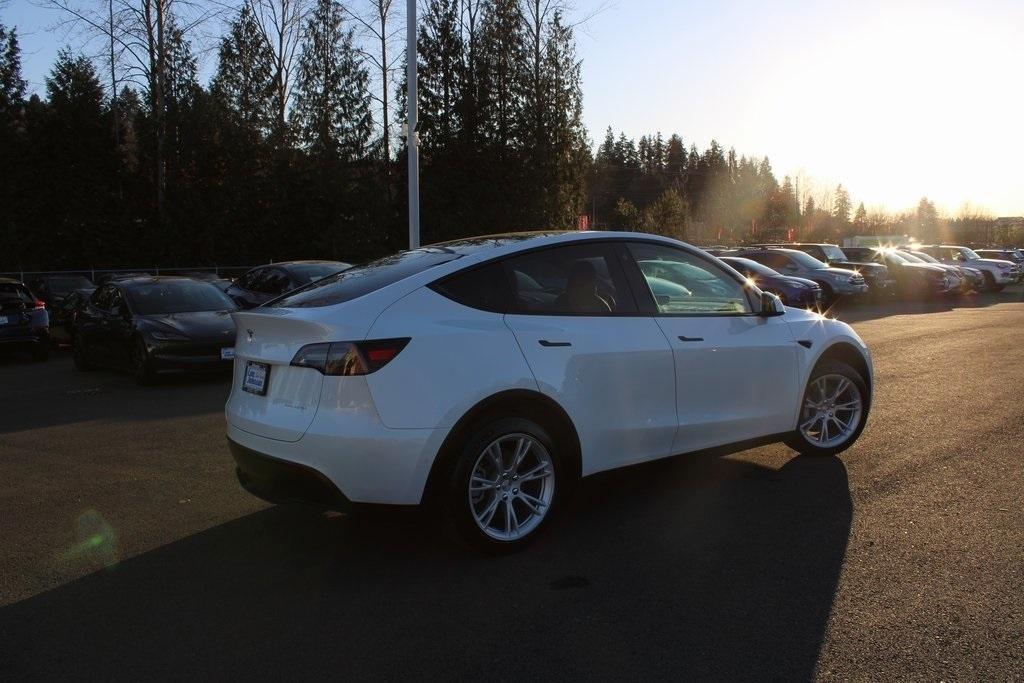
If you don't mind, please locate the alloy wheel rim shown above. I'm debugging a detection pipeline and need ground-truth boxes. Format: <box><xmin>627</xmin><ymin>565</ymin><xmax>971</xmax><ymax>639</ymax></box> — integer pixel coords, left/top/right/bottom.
<box><xmin>468</xmin><ymin>433</ymin><xmax>555</xmax><ymax>541</ymax></box>
<box><xmin>799</xmin><ymin>373</ymin><xmax>863</xmax><ymax>448</ymax></box>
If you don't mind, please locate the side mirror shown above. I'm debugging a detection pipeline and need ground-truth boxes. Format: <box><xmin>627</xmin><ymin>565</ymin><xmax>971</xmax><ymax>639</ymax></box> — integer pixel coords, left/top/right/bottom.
<box><xmin>759</xmin><ymin>291</ymin><xmax>785</xmax><ymax>317</ymax></box>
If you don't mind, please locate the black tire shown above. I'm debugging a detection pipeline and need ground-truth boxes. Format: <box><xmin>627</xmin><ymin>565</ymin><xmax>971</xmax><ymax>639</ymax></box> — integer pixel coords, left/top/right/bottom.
<box><xmin>441</xmin><ymin>416</ymin><xmax>564</xmax><ymax>554</ymax></box>
<box><xmin>785</xmin><ymin>359</ymin><xmax>870</xmax><ymax>457</ymax></box>
<box><xmin>31</xmin><ymin>344</ymin><xmax>50</xmax><ymax>362</ymax></box>
<box><xmin>72</xmin><ymin>338</ymin><xmax>93</xmax><ymax>371</ymax></box>
<box><xmin>982</xmin><ymin>271</ymin><xmax>997</xmax><ymax>292</ymax></box>
<box><xmin>132</xmin><ymin>338</ymin><xmax>156</xmax><ymax>386</ymax></box>
<box><xmin>816</xmin><ymin>281</ymin><xmax>835</xmax><ymax>307</ymax></box>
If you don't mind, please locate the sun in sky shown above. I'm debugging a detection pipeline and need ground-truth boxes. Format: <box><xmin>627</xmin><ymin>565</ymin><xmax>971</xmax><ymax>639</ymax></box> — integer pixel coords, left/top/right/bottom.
<box><xmin>578</xmin><ymin>0</ymin><xmax>1024</xmax><ymax>216</ymax></box>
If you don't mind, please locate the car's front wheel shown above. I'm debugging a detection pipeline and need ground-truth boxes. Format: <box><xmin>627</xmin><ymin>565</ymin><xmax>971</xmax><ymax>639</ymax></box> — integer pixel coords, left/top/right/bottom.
<box><xmin>444</xmin><ymin>417</ymin><xmax>561</xmax><ymax>553</ymax></box>
<box><xmin>786</xmin><ymin>359</ymin><xmax>869</xmax><ymax>457</ymax></box>
<box><xmin>132</xmin><ymin>338</ymin><xmax>156</xmax><ymax>386</ymax></box>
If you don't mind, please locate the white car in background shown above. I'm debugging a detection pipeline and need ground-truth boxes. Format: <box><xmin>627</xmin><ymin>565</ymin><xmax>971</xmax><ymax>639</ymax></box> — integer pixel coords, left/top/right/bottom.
<box><xmin>225</xmin><ymin>232</ymin><xmax>873</xmax><ymax>551</ymax></box>
<box><xmin>917</xmin><ymin>245</ymin><xmax>1019</xmax><ymax>291</ymax></box>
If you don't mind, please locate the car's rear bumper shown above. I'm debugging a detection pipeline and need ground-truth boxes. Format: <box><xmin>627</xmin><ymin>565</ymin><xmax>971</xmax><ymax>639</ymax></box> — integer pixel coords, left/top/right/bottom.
<box><xmin>0</xmin><ymin>329</ymin><xmax>50</xmax><ymax>350</ymax></box>
<box><xmin>226</xmin><ymin>413</ymin><xmax>446</xmax><ymax>506</ymax></box>
<box><xmin>228</xmin><ymin>438</ymin><xmax>352</xmax><ymax>511</ymax></box>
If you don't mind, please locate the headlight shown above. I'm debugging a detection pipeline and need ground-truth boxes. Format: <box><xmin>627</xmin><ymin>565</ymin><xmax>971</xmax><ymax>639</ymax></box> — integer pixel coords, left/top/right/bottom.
<box><xmin>847</xmin><ymin>276</ymin><xmax>858</xmax><ymax>283</ymax></box>
<box><xmin>149</xmin><ymin>329</ymin><xmax>190</xmax><ymax>341</ymax></box>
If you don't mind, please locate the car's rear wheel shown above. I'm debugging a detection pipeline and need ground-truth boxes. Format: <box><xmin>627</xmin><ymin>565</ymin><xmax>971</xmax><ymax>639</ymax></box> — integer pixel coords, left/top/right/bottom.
<box><xmin>786</xmin><ymin>359</ymin><xmax>869</xmax><ymax>457</ymax></box>
<box><xmin>444</xmin><ymin>417</ymin><xmax>561</xmax><ymax>553</ymax></box>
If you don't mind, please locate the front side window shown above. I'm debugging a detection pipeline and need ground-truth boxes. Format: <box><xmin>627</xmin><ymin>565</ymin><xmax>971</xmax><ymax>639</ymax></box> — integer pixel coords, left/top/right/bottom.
<box><xmin>502</xmin><ymin>244</ymin><xmax>634</xmax><ymax>315</ymax></box>
<box><xmin>751</xmin><ymin>251</ymin><xmax>793</xmax><ymax>271</ymax></box>
<box><xmin>628</xmin><ymin>243</ymin><xmax>752</xmax><ymax>314</ymax></box>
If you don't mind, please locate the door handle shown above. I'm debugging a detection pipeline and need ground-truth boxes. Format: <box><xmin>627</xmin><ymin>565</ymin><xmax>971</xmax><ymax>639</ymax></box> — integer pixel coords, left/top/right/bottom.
<box><xmin>538</xmin><ymin>339</ymin><xmax>571</xmax><ymax>347</ymax></box>
<box><xmin>677</xmin><ymin>335</ymin><xmax>704</xmax><ymax>342</ymax></box>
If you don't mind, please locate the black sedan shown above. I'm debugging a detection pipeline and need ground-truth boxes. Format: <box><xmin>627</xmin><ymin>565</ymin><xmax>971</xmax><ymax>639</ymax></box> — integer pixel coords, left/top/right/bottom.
<box><xmin>0</xmin><ymin>278</ymin><xmax>50</xmax><ymax>362</ymax></box>
<box><xmin>719</xmin><ymin>256</ymin><xmax>825</xmax><ymax>309</ymax></box>
<box><xmin>225</xmin><ymin>260</ymin><xmax>351</xmax><ymax>309</ymax></box>
<box><xmin>50</xmin><ymin>286</ymin><xmax>96</xmax><ymax>345</ymax></box>
<box><xmin>73</xmin><ymin>277</ymin><xmax>238</xmax><ymax>384</ymax></box>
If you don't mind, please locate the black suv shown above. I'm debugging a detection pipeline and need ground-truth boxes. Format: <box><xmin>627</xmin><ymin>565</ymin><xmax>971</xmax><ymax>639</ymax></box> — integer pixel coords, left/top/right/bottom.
<box><xmin>0</xmin><ymin>278</ymin><xmax>50</xmax><ymax>361</ymax></box>
<box><xmin>756</xmin><ymin>243</ymin><xmax>896</xmax><ymax>296</ymax></box>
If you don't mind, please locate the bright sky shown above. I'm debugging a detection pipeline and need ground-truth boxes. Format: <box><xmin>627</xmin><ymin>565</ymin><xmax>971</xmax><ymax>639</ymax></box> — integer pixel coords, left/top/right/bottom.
<box><xmin>6</xmin><ymin>0</ymin><xmax>1023</xmax><ymax>215</ymax></box>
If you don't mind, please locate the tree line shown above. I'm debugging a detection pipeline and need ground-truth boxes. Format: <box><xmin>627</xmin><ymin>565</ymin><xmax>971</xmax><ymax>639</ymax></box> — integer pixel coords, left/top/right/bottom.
<box><xmin>0</xmin><ymin>2</ymin><xmax>1012</xmax><ymax>273</ymax></box>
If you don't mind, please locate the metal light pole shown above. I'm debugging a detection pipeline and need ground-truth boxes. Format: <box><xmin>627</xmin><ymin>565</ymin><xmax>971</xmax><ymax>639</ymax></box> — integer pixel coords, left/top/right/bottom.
<box><xmin>406</xmin><ymin>0</ymin><xmax>420</xmax><ymax>249</ymax></box>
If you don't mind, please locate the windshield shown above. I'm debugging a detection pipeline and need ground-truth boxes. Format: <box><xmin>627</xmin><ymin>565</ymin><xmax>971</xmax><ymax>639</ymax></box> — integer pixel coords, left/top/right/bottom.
<box><xmin>272</xmin><ymin>248</ymin><xmax>460</xmax><ymax>308</ymax></box>
<box><xmin>959</xmin><ymin>247</ymin><xmax>981</xmax><ymax>260</ymax></box>
<box><xmin>883</xmin><ymin>250</ymin><xmax>910</xmax><ymax>265</ymax></box>
<box><xmin>785</xmin><ymin>250</ymin><xmax>828</xmax><ymax>269</ymax></box>
<box><xmin>0</xmin><ymin>283</ymin><xmax>33</xmax><ymax>302</ymax></box>
<box><xmin>821</xmin><ymin>245</ymin><xmax>847</xmax><ymax>262</ymax></box>
<box><xmin>721</xmin><ymin>257</ymin><xmax>778</xmax><ymax>277</ymax></box>
<box><xmin>896</xmin><ymin>251</ymin><xmax>925</xmax><ymax>263</ymax></box>
<box><xmin>45</xmin><ymin>276</ymin><xmax>93</xmax><ymax>295</ymax></box>
<box><xmin>128</xmin><ymin>280</ymin><xmax>236</xmax><ymax>315</ymax></box>
<box><xmin>910</xmin><ymin>251</ymin><xmax>939</xmax><ymax>263</ymax></box>
<box><xmin>288</xmin><ymin>263</ymin><xmax>350</xmax><ymax>285</ymax></box>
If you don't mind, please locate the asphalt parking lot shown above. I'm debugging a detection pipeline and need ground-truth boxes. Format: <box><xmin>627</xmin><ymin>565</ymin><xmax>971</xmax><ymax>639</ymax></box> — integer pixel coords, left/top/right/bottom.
<box><xmin>2</xmin><ymin>288</ymin><xmax>1023</xmax><ymax>680</ymax></box>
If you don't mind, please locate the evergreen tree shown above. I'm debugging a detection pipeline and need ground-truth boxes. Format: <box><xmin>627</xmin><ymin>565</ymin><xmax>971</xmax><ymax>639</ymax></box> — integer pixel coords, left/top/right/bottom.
<box><xmin>417</xmin><ymin>0</ymin><xmax>463</xmax><ymax>150</ymax></box>
<box><xmin>211</xmin><ymin>4</ymin><xmax>277</xmax><ymax>139</ymax></box>
<box><xmin>0</xmin><ymin>23</ymin><xmax>26</xmax><ymax>117</ymax></box>
<box><xmin>293</xmin><ymin>0</ymin><xmax>372</xmax><ymax>160</ymax></box>
<box><xmin>853</xmin><ymin>202</ymin><xmax>867</xmax><ymax>230</ymax></box>
<box><xmin>833</xmin><ymin>183</ymin><xmax>851</xmax><ymax>225</ymax></box>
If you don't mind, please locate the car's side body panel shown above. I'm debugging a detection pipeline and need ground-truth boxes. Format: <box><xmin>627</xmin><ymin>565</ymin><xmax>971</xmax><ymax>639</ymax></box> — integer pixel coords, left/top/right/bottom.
<box><xmin>655</xmin><ymin>314</ymin><xmax>802</xmax><ymax>453</ymax></box>
<box><xmin>504</xmin><ymin>313</ymin><xmax>677</xmax><ymax>475</ymax></box>
<box><xmin>364</xmin><ymin>286</ymin><xmax>539</xmax><ymax>430</ymax></box>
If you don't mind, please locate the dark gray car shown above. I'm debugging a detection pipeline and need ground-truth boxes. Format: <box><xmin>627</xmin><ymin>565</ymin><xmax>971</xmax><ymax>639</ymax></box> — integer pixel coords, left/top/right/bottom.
<box><xmin>733</xmin><ymin>248</ymin><xmax>868</xmax><ymax>304</ymax></box>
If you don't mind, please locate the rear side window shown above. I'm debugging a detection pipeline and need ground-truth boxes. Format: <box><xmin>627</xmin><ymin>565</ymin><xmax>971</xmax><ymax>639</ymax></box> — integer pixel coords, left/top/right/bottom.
<box><xmin>0</xmin><ymin>283</ymin><xmax>33</xmax><ymax>302</ymax></box>
<box><xmin>272</xmin><ymin>248</ymin><xmax>461</xmax><ymax>308</ymax></box>
<box><xmin>502</xmin><ymin>244</ymin><xmax>635</xmax><ymax>315</ymax></box>
<box><xmin>431</xmin><ymin>262</ymin><xmax>511</xmax><ymax>313</ymax></box>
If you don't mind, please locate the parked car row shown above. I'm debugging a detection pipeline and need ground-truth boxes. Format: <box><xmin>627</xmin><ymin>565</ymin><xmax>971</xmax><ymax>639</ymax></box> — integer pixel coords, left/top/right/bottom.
<box><xmin>1</xmin><ymin>233</ymin><xmax>1018</xmax><ymax>550</ymax></box>
<box><xmin>706</xmin><ymin>242</ymin><xmax>1021</xmax><ymax>305</ymax></box>
<box><xmin>3</xmin><ymin>261</ymin><xmax>352</xmax><ymax>379</ymax></box>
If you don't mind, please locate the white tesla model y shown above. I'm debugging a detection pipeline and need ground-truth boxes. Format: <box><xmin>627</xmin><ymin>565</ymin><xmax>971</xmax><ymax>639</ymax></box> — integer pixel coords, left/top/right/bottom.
<box><xmin>226</xmin><ymin>232</ymin><xmax>872</xmax><ymax>551</ymax></box>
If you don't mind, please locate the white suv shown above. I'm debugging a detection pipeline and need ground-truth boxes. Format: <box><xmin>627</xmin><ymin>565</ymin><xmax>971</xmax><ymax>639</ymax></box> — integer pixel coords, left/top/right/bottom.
<box><xmin>225</xmin><ymin>232</ymin><xmax>873</xmax><ymax>551</ymax></box>
<box><xmin>918</xmin><ymin>245</ymin><xmax>1019</xmax><ymax>291</ymax></box>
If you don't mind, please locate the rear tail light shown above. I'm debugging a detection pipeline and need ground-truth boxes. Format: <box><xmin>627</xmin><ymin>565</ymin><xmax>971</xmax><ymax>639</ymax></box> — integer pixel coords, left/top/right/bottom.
<box><xmin>290</xmin><ymin>338</ymin><xmax>410</xmax><ymax>375</ymax></box>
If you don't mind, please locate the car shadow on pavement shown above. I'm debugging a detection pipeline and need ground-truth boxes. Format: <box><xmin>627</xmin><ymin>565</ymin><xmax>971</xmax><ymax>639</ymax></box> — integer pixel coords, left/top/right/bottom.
<box><xmin>1</xmin><ymin>449</ymin><xmax>850</xmax><ymax>681</ymax></box>
<box><xmin>834</xmin><ymin>285</ymin><xmax>1024</xmax><ymax>324</ymax></box>
<box><xmin>0</xmin><ymin>356</ymin><xmax>230</xmax><ymax>435</ymax></box>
